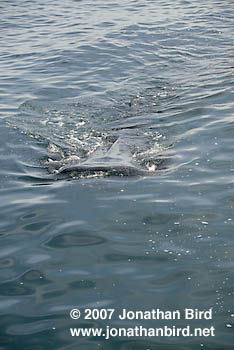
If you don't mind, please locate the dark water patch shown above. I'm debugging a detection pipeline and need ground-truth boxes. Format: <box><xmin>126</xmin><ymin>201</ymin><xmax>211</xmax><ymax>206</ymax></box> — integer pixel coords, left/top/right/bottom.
<box><xmin>0</xmin><ymin>270</ymin><xmax>50</xmax><ymax>297</ymax></box>
<box><xmin>150</xmin><ymin>268</ymin><xmax>195</xmax><ymax>287</ymax></box>
<box><xmin>0</xmin><ymin>258</ymin><xmax>15</xmax><ymax>269</ymax></box>
<box><xmin>22</xmin><ymin>221</ymin><xmax>51</xmax><ymax>233</ymax></box>
<box><xmin>69</xmin><ymin>279</ymin><xmax>96</xmax><ymax>289</ymax></box>
<box><xmin>0</xmin><ymin>283</ymin><xmax>33</xmax><ymax>297</ymax></box>
<box><xmin>42</xmin><ymin>290</ymin><xmax>66</xmax><ymax>299</ymax></box>
<box><xmin>0</xmin><ymin>314</ymin><xmax>67</xmax><ymax>350</ymax></box>
<box><xmin>105</xmin><ymin>253</ymin><xmax>170</xmax><ymax>263</ymax></box>
<box><xmin>45</xmin><ymin>232</ymin><xmax>106</xmax><ymax>248</ymax></box>
<box><xmin>143</xmin><ymin>213</ymin><xmax>179</xmax><ymax>226</ymax></box>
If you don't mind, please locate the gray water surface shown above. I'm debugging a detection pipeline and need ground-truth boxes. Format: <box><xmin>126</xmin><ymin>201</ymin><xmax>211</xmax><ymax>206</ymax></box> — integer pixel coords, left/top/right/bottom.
<box><xmin>1</xmin><ymin>0</ymin><xmax>234</xmax><ymax>349</ymax></box>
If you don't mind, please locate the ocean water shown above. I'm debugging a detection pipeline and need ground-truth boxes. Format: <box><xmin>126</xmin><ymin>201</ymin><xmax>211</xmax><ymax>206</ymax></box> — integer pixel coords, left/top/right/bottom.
<box><xmin>1</xmin><ymin>0</ymin><xmax>234</xmax><ymax>349</ymax></box>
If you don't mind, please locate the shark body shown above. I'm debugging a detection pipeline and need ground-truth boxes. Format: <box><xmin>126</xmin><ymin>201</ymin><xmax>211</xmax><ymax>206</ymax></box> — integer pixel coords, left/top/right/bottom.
<box><xmin>55</xmin><ymin>135</ymin><xmax>165</xmax><ymax>178</ymax></box>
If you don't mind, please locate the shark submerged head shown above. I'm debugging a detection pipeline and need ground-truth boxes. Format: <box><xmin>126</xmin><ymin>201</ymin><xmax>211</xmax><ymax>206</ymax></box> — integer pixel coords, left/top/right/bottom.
<box><xmin>56</xmin><ymin>163</ymin><xmax>154</xmax><ymax>178</ymax></box>
<box><xmin>50</xmin><ymin>136</ymin><xmax>168</xmax><ymax>179</ymax></box>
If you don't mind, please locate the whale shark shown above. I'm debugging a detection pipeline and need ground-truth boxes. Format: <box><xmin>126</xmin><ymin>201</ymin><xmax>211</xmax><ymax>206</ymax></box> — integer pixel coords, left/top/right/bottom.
<box><xmin>7</xmin><ymin>84</ymin><xmax>174</xmax><ymax>179</ymax></box>
<box><xmin>52</xmin><ymin>133</ymin><xmax>168</xmax><ymax>179</ymax></box>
